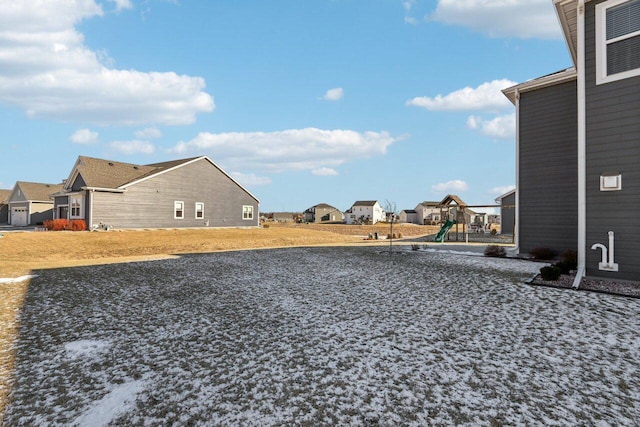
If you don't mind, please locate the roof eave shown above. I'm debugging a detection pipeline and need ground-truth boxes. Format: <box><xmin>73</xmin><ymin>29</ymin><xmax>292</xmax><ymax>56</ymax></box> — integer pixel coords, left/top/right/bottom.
<box><xmin>502</xmin><ymin>67</ymin><xmax>577</xmax><ymax>104</ymax></box>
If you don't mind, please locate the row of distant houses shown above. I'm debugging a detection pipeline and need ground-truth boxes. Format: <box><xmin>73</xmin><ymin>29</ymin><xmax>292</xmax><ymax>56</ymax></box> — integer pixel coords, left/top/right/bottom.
<box><xmin>267</xmin><ymin>195</ymin><xmax>507</xmax><ymax>231</ymax></box>
<box><xmin>0</xmin><ymin>155</ymin><xmax>260</xmax><ymax>229</ymax></box>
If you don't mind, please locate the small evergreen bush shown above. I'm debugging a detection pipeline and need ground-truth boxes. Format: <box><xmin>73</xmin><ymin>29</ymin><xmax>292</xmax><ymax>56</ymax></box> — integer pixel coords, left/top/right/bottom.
<box><xmin>561</xmin><ymin>250</ymin><xmax>578</xmax><ymax>271</ymax></box>
<box><xmin>540</xmin><ymin>265</ymin><xmax>561</xmax><ymax>281</ymax></box>
<box><xmin>484</xmin><ymin>245</ymin><xmax>506</xmax><ymax>258</ymax></box>
<box><xmin>490</xmin><ymin>228</ymin><xmax>497</xmax><ymax>235</ymax></box>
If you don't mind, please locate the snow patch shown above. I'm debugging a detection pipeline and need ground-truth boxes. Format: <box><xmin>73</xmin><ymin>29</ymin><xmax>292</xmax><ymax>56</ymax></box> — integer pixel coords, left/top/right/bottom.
<box><xmin>72</xmin><ymin>379</ymin><xmax>146</xmax><ymax>427</ymax></box>
<box><xmin>65</xmin><ymin>340</ymin><xmax>110</xmax><ymax>360</ymax></box>
<box><xmin>0</xmin><ymin>275</ymin><xmax>38</xmax><ymax>284</ymax></box>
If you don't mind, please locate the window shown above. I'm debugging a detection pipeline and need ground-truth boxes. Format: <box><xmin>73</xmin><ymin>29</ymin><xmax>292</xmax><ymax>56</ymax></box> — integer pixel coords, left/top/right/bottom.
<box><xmin>174</xmin><ymin>201</ymin><xmax>184</xmax><ymax>219</ymax></box>
<box><xmin>70</xmin><ymin>195</ymin><xmax>82</xmax><ymax>218</ymax></box>
<box><xmin>195</xmin><ymin>202</ymin><xmax>204</xmax><ymax>219</ymax></box>
<box><xmin>596</xmin><ymin>0</ymin><xmax>640</xmax><ymax>84</ymax></box>
<box><xmin>242</xmin><ymin>205</ymin><xmax>254</xmax><ymax>220</ymax></box>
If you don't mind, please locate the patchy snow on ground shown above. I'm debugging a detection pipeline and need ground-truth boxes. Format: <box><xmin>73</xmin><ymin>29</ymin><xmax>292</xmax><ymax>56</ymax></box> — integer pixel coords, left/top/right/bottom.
<box><xmin>4</xmin><ymin>247</ymin><xmax>640</xmax><ymax>425</ymax></box>
<box><xmin>0</xmin><ymin>275</ymin><xmax>38</xmax><ymax>285</ymax></box>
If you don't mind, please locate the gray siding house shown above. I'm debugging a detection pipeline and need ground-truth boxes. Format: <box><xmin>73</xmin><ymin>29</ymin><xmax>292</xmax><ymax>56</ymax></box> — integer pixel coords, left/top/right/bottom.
<box><xmin>7</xmin><ymin>182</ymin><xmax>63</xmax><ymax>226</ymax></box>
<box><xmin>495</xmin><ymin>189</ymin><xmax>515</xmax><ymax>235</ymax></box>
<box><xmin>53</xmin><ymin>156</ymin><xmax>260</xmax><ymax>229</ymax></box>
<box><xmin>504</xmin><ymin>0</ymin><xmax>640</xmax><ymax>282</ymax></box>
<box><xmin>0</xmin><ymin>189</ymin><xmax>9</xmax><ymax>224</ymax></box>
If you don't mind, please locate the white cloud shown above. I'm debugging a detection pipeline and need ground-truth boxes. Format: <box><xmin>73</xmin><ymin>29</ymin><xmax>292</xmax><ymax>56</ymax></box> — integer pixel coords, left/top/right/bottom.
<box><xmin>407</xmin><ymin>79</ymin><xmax>516</xmax><ymax>112</ymax></box>
<box><xmin>490</xmin><ymin>185</ymin><xmax>516</xmax><ymax>195</ymax></box>
<box><xmin>109</xmin><ymin>0</ymin><xmax>133</xmax><ymax>11</ymax></box>
<box><xmin>405</xmin><ymin>16</ymin><xmax>418</xmax><ymax>25</ymax></box>
<box><xmin>322</xmin><ymin>87</ymin><xmax>344</xmax><ymax>101</ymax></box>
<box><xmin>230</xmin><ymin>172</ymin><xmax>272</xmax><ymax>186</ymax></box>
<box><xmin>430</xmin><ymin>0</ymin><xmax>562</xmax><ymax>39</ymax></box>
<box><xmin>312</xmin><ymin>167</ymin><xmax>339</xmax><ymax>176</ymax></box>
<box><xmin>169</xmin><ymin>128</ymin><xmax>401</xmax><ymax>173</ymax></box>
<box><xmin>467</xmin><ymin>113</ymin><xmax>515</xmax><ymax>139</ymax></box>
<box><xmin>432</xmin><ymin>180</ymin><xmax>468</xmax><ymax>193</ymax></box>
<box><xmin>70</xmin><ymin>128</ymin><xmax>99</xmax><ymax>144</ymax></box>
<box><xmin>110</xmin><ymin>140</ymin><xmax>155</xmax><ymax>155</ymax></box>
<box><xmin>403</xmin><ymin>0</ymin><xmax>416</xmax><ymax>12</ymax></box>
<box><xmin>134</xmin><ymin>128</ymin><xmax>162</xmax><ymax>139</ymax></box>
<box><xmin>0</xmin><ymin>1</ymin><xmax>214</xmax><ymax>126</ymax></box>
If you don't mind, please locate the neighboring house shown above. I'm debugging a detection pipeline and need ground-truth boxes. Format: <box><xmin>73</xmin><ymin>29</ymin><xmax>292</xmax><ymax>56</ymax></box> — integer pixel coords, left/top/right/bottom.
<box><xmin>495</xmin><ymin>189</ymin><xmax>515</xmax><ymax>235</ymax></box>
<box><xmin>415</xmin><ymin>201</ymin><xmax>441</xmax><ymax>225</ymax></box>
<box><xmin>7</xmin><ymin>182</ymin><xmax>63</xmax><ymax>226</ymax></box>
<box><xmin>399</xmin><ymin>209</ymin><xmax>418</xmax><ymax>224</ymax></box>
<box><xmin>503</xmin><ymin>0</ymin><xmax>640</xmax><ymax>282</ymax></box>
<box><xmin>303</xmin><ymin>203</ymin><xmax>344</xmax><ymax>223</ymax></box>
<box><xmin>0</xmin><ymin>189</ymin><xmax>10</xmax><ymax>223</ymax></box>
<box><xmin>345</xmin><ymin>201</ymin><xmax>385</xmax><ymax>225</ymax></box>
<box><xmin>52</xmin><ymin>156</ymin><xmax>260</xmax><ymax>229</ymax></box>
<box><xmin>271</xmin><ymin>212</ymin><xmax>298</xmax><ymax>223</ymax></box>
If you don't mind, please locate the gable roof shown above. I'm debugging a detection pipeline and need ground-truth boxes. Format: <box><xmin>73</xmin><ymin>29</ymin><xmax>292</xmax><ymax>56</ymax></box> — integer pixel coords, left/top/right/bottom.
<box><xmin>0</xmin><ymin>189</ymin><xmax>10</xmax><ymax>204</ymax></box>
<box><xmin>419</xmin><ymin>201</ymin><xmax>440</xmax><ymax>207</ymax></box>
<box><xmin>64</xmin><ymin>155</ymin><xmax>260</xmax><ymax>203</ymax></box>
<box><xmin>352</xmin><ymin>200</ymin><xmax>378</xmax><ymax>207</ymax></box>
<box><xmin>495</xmin><ymin>189</ymin><xmax>516</xmax><ymax>203</ymax></box>
<box><xmin>13</xmin><ymin>182</ymin><xmax>64</xmax><ymax>202</ymax></box>
<box><xmin>401</xmin><ymin>209</ymin><xmax>417</xmax><ymax>214</ymax></box>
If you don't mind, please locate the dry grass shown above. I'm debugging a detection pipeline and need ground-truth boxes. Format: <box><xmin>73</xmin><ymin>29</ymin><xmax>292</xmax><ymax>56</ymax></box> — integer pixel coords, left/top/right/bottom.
<box><xmin>266</xmin><ymin>221</ymin><xmax>440</xmax><ymax>238</ymax></box>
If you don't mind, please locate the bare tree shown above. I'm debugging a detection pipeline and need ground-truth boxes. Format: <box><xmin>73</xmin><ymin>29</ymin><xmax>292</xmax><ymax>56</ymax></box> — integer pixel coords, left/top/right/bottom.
<box><xmin>384</xmin><ymin>200</ymin><xmax>399</xmax><ymax>254</ymax></box>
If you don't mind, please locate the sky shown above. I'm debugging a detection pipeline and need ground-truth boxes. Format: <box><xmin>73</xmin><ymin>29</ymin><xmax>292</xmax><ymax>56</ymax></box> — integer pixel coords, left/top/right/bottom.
<box><xmin>0</xmin><ymin>0</ymin><xmax>573</xmax><ymax>213</ymax></box>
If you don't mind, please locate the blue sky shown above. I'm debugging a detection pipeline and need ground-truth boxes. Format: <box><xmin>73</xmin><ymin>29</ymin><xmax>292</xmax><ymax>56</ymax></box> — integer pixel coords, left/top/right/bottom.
<box><xmin>0</xmin><ymin>0</ymin><xmax>572</xmax><ymax>212</ymax></box>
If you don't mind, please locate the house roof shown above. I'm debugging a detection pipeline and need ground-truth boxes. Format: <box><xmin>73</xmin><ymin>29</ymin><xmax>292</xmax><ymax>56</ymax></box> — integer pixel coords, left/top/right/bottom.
<box><xmin>495</xmin><ymin>188</ymin><xmax>516</xmax><ymax>203</ymax></box>
<box><xmin>0</xmin><ymin>189</ymin><xmax>10</xmax><ymax>204</ymax></box>
<box><xmin>352</xmin><ymin>200</ymin><xmax>378</xmax><ymax>207</ymax></box>
<box><xmin>14</xmin><ymin>182</ymin><xmax>64</xmax><ymax>202</ymax></box>
<box><xmin>502</xmin><ymin>67</ymin><xmax>577</xmax><ymax>104</ymax></box>
<box><xmin>419</xmin><ymin>201</ymin><xmax>440</xmax><ymax>207</ymax></box>
<box><xmin>70</xmin><ymin>156</ymin><xmax>158</xmax><ymax>189</ymax></box>
<box><xmin>63</xmin><ymin>155</ymin><xmax>260</xmax><ymax>203</ymax></box>
<box><xmin>402</xmin><ymin>209</ymin><xmax>417</xmax><ymax>214</ymax></box>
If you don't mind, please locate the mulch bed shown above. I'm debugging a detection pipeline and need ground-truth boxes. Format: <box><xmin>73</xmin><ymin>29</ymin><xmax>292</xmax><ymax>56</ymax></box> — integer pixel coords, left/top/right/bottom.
<box><xmin>528</xmin><ymin>273</ymin><xmax>640</xmax><ymax>299</ymax></box>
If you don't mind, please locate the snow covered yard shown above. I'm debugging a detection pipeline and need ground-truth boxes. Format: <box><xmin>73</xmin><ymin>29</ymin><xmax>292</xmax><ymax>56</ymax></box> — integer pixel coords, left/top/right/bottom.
<box><xmin>4</xmin><ymin>247</ymin><xmax>639</xmax><ymax>426</ymax></box>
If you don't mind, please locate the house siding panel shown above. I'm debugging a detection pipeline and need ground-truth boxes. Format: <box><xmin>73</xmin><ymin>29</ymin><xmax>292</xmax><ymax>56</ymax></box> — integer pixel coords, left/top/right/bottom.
<box><xmin>500</xmin><ymin>192</ymin><xmax>515</xmax><ymax>235</ymax></box>
<box><xmin>518</xmin><ymin>80</ymin><xmax>578</xmax><ymax>255</ymax></box>
<box><xmin>584</xmin><ymin>0</ymin><xmax>640</xmax><ymax>281</ymax></box>
<box><xmin>90</xmin><ymin>158</ymin><xmax>259</xmax><ymax>229</ymax></box>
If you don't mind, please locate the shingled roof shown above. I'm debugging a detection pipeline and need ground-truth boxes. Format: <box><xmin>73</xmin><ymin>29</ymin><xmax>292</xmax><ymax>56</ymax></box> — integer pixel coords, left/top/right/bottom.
<box><xmin>15</xmin><ymin>182</ymin><xmax>64</xmax><ymax>201</ymax></box>
<box><xmin>0</xmin><ymin>189</ymin><xmax>10</xmax><ymax>204</ymax></box>
<box><xmin>70</xmin><ymin>156</ymin><xmax>201</xmax><ymax>190</ymax></box>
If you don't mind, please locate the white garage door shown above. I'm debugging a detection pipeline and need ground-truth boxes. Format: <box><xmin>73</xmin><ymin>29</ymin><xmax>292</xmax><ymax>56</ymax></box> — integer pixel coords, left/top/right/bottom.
<box><xmin>11</xmin><ymin>208</ymin><xmax>28</xmax><ymax>226</ymax></box>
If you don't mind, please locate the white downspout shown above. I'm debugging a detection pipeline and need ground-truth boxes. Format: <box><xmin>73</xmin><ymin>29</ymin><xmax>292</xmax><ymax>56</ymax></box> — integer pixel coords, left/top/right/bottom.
<box><xmin>573</xmin><ymin>0</ymin><xmax>586</xmax><ymax>289</ymax></box>
<box><xmin>514</xmin><ymin>88</ymin><xmax>520</xmax><ymax>253</ymax></box>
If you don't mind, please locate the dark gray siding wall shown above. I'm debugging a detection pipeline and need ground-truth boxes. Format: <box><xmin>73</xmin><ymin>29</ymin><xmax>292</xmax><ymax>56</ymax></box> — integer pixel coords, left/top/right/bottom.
<box><xmin>91</xmin><ymin>159</ymin><xmax>259</xmax><ymax>229</ymax></box>
<box><xmin>0</xmin><ymin>205</ymin><xmax>7</xmax><ymax>223</ymax></box>
<box><xmin>71</xmin><ymin>175</ymin><xmax>86</xmax><ymax>192</ymax></box>
<box><xmin>53</xmin><ymin>196</ymin><xmax>68</xmax><ymax>218</ymax></box>
<box><xmin>584</xmin><ymin>0</ymin><xmax>640</xmax><ymax>281</ymax></box>
<box><xmin>500</xmin><ymin>192</ymin><xmax>515</xmax><ymax>235</ymax></box>
<box><xmin>30</xmin><ymin>204</ymin><xmax>54</xmax><ymax>225</ymax></box>
<box><xmin>518</xmin><ymin>81</ymin><xmax>578</xmax><ymax>255</ymax></box>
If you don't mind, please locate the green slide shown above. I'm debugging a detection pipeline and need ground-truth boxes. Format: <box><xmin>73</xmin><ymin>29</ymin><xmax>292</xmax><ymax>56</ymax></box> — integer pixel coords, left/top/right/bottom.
<box><xmin>434</xmin><ymin>219</ymin><xmax>456</xmax><ymax>242</ymax></box>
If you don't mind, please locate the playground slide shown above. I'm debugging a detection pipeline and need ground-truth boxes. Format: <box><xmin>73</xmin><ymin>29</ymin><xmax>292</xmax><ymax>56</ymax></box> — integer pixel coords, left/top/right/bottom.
<box><xmin>434</xmin><ymin>219</ymin><xmax>456</xmax><ymax>242</ymax></box>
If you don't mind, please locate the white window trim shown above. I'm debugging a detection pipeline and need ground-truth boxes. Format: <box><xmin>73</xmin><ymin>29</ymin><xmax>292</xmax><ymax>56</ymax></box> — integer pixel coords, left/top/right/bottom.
<box><xmin>242</xmin><ymin>205</ymin><xmax>254</xmax><ymax>220</ymax></box>
<box><xmin>596</xmin><ymin>0</ymin><xmax>640</xmax><ymax>84</ymax></box>
<box><xmin>69</xmin><ymin>194</ymin><xmax>83</xmax><ymax>219</ymax></box>
<box><xmin>174</xmin><ymin>201</ymin><xmax>184</xmax><ymax>219</ymax></box>
<box><xmin>195</xmin><ymin>202</ymin><xmax>204</xmax><ymax>219</ymax></box>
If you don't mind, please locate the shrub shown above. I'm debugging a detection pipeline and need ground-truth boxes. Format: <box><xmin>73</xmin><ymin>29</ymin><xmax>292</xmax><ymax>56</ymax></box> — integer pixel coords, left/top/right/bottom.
<box><xmin>540</xmin><ymin>265</ymin><xmax>561</xmax><ymax>281</ymax></box>
<box><xmin>411</xmin><ymin>244</ymin><xmax>420</xmax><ymax>251</ymax></box>
<box><xmin>529</xmin><ymin>247</ymin><xmax>557</xmax><ymax>261</ymax></box>
<box><xmin>561</xmin><ymin>250</ymin><xmax>578</xmax><ymax>271</ymax></box>
<box><xmin>490</xmin><ymin>228</ymin><xmax>497</xmax><ymax>235</ymax></box>
<box><xmin>262</xmin><ymin>223</ymin><xmax>270</xmax><ymax>228</ymax></box>
<box><xmin>484</xmin><ymin>245</ymin><xmax>506</xmax><ymax>258</ymax></box>
<box><xmin>398</xmin><ymin>232</ymin><xmax>403</xmax><ymax>238</ymax></box>
<box><xmin>43</xmin><ymin>219</ymin><xmax>86</xmax><ymax>231</ymax></box>
<box><xmin>554</xmin><ymin>261</ymin><xmax>571</xmax><ymax>275</ymax></box>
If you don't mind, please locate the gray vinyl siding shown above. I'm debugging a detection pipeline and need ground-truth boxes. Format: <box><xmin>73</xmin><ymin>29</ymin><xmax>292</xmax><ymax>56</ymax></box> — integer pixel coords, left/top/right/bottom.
<box><xmin>0</xmin><ymin>205</ymin><xmax>7</xmax><ymax>223</ymax></box>
<box><xmin>90</xmin><ymin>158</ymin><xmax>259</xmax><ymax>229</ymax></box>
<box><xmin>71</xmin><ymin>175</ymin><xmax>86</xmax><ymax>192</ymax></box>
<box><xmin>584</xmin><ymin>0</ymin><xmax>640</xmax><ymax>281</ymax></box>
<box><xmin>500</xmin><ymin>192</ymin><xmax>515</xmax><ymax>235</ymax></box>
<box><xmin>518</xmin><ymin>80</ymin><xmax>578</xmax><ymax>256</ymax></box>
<box><xmin>30</xmin><ymin>203</ymin><xmax>54</xmax><ymax>225</ymax></box>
